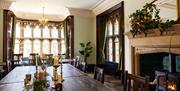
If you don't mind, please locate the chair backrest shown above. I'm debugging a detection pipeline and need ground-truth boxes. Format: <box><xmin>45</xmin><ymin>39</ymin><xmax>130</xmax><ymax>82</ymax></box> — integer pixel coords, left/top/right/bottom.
<box><xmin>80</xmin><ymin>62</ymin><xmax>87</xmax><ymax>72</ymax></box>
<box><xmin>124</xmin><ymin>72</ymin><xmax>149</xmax><ymax>91</ymax></box>
<box><xmin>155</xmin><ymin>70</ymin><xmax>167</xmax><ymax>91</ymax></box>
<box><xmin>94</xmin><ymin>67</ymin><xmax>104</xmax><ymax>83</ymax></box>
<box><xmin>21</xmin><ymin>57</ymin><xmax>30</xmax><ymax>65</ymax></box>
<box><xmin>74</xmin><ymin>56</ymin><xmax>80</xmax><ymax>67</ymax></box>
<box><xmin>29</xmin><ymin>53</ymin><xmax>39</xmax><ymax>65</ymax></box>
<box><xmin>13</xmin><ymin>54</ymin><xmax>23</xmax><ymax>60</ymax></box>
<box><xmin>12</xmin><ymin>54</ymin><xmax>23</xmax><ymax>65</ymax></box>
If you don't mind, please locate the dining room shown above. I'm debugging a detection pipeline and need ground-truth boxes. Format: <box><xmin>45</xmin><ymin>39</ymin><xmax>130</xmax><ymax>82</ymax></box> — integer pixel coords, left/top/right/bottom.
<box><xmin>0</xmin><ymin>0</ymin><xmax>180</xmax><ymax>91</ymax></box>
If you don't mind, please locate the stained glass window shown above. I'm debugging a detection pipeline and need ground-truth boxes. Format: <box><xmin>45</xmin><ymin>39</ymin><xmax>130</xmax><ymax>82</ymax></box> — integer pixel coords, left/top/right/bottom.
<box><xmin>14</xmin><ymin>40</ymin><xmax>20</xmax><ymax>54</ymax></box>
<box><xmin>33</xmin><ymin>40</ymin><xmax>41</xmax><ymax>54</ymax></box>
<box><xmin>15</xmin><ymin>23</ymin><xmax>20</xmax><ymax>38</ymax></box>
<box><xmin>114</xmin><ymin>19</ymin><xmax>119</xmax><ymax>35</ymax></box>
<box><xmin>105</xmin><ymin>18</ymin><xmax>121</xmax><ymax>63</ymax></box>
<box><xmin>43</xmin><ymin>40</ymin><xmax>50</xmax><ymax>54</ymax></box>
<box><xmin>115</xmin><ymin>37</ymin><xmax>119</xmax><ymax>63</ymax></box>
<box><xmin>61</xmin><ymin>40</ymin><xmax>66</xmax><ymax>54</ymax></box>
<box><xmin>14</xmin><ymin>21</ymin><xmax>64</xmax><ymax>57</ymax></box>
<box><xmin>34</xmin><ymin>26</ymin><xmax>41</xmax><ymax>38</ymax></box>
<box><xmin>108</xmin><ymin>21</ymin><xmax>113</xmax><ymax>36</ymax></box>
<box><xmin>24</xmin><ymin>25</ymin><xmax>32</xmax><ymax>38</ymax></box>
<box><xmin>51</xmin><ymin>27</ymin><xmax>58</xmax><ymax>38</ymax></box>
<box><xmin>51</xmin><ymin>40</ymin><xmax>58</xmax><ymax>54</ymax></box>
<box><xmin>43</xmin><ymin>26</ymin><xmax>50</xmax><ymax>38</ymax></box>
<box><xmin>61</xmin><ymin>28</ymin><xmax>65</xmax><ymax>39</ymax></box>
<box><xmin>23</xmin><ymin>40</ymin><xmax>32</xmax><ymax>57</ymax></box>
<box><xmin>109</xmin><ymin>39</ymin><xmax>113</xmax><ymax>61</ymax></box>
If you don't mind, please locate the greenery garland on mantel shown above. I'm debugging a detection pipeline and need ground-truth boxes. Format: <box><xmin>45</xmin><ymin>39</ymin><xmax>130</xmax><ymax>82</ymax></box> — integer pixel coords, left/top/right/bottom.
<box><xmin>129</xmin><ymin>2</ymin><xmax>180</xmax><ymax>37</ymax></box>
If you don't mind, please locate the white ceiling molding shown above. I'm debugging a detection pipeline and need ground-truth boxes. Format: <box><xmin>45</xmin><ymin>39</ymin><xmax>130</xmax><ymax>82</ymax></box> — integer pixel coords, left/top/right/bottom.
<box><xmin>89</xmin><ymin>0</ymin><xmax>105</xmax><ymax>10</ymax></box>
<box><xmin>68</xmin><ymin>8</ymin><xmax>95</xmax><ymax>18</ymax></box>
<box><xmin>6</xmin><ymin>0</ymin><xmax>103</xmax><ymax>21</ymax></box>
<box><xmin>92</xmin><ymin>0</ymin><xmax>123</xmax><ymax>15</ymax></box>
<box><xmin>0</xmin><ymin>0</ymin><xmax>13</xmax><ymax>9</ymax></box>
<box><xmin>14</xmin><ymin>11</ymin><xmax>64</xmax><ymax>21</ymax></box>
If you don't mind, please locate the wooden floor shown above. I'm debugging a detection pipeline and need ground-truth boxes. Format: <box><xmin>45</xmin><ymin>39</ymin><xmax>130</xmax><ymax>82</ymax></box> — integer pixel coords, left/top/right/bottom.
<box><xmin>87</xmin><ymin>73</ymin><xmax>123</xmax><ymax>91</ymax></box>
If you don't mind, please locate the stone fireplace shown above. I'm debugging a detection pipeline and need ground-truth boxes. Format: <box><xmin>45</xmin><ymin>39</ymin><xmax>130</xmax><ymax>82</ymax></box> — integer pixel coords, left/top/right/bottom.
<box><xmin>126</xmin><ymin>24</ymin><xmax>180</xmax><ymax>76</ymax></box>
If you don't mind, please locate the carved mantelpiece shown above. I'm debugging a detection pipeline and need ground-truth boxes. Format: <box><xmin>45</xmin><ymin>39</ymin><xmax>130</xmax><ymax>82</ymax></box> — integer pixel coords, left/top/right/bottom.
<box><xmin>126</xmin><ymin>24</ymin><xmax>180</xmax><ymax>75</ymax></box>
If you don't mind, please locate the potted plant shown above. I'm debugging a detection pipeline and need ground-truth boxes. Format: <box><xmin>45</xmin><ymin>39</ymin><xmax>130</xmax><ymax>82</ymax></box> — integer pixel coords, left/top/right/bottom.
<box><xmin>79</xmin><ymin>41</ymin><xmax>93</xmax><ymax>63</ymax></box>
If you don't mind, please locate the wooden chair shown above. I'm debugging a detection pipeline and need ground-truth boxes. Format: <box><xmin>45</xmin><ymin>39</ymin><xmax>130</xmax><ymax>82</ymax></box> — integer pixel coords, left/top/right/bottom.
<box><xmin>124</xmin><ymin>72</ymin><xmax>150</xmax><ymax>91</ymax></box>
<box><xmin>29</xmin><ymin>53</ymin><xmax>39</xmax><ymax>65</ymax></box>
<box><xmin>21</xmin><ymin>57</ymin><xmax>30</xmax><ymax>66</ymax></box>
<box><xmin>94</xmin><ymin>67</ymin><xmax>104</xmax><ymax>83</ymax></box>
<box><xmin>12</xmin><ymin>54</ymin><xmax>23</xmax><ymax>66</ymax></box>
<box><xmin>80</xmin><ymin>62</ymin><xmax>87</xmax><ymax>72</ymax></box>
<box><xmin>74</xmin><ymin>56</ymin><xmax>80</xmax><ymax>68</ymax></box>
<box><xmin>154</xmin><ymin>71</ymin><xmax>167</xmax><ymax>91</ymax></box>
<box><xmin>45</xmin><ymin>54</ymin><xmax>53</xmax><ymax>65</ymax></box>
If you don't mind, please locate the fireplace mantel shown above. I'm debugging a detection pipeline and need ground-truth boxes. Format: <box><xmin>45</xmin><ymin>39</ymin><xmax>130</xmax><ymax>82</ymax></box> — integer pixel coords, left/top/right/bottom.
<box><xmin>126</xmin><ymin>24</ymin><xmax>180</xmax><ymax>54</ymax></box>
<box><xmin>126</xmin><ymin>24</ymin><xmax>180</xmax><ymax>75</ymax></box>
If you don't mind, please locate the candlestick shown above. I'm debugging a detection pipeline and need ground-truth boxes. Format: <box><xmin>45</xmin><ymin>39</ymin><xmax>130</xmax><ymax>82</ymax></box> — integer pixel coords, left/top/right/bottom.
<box><xmin>54</xmin><ymin>55</ymin><xmax>59</xmax><ymax>65</ymax></box>
<box><xmin>35</xmin><ymin>55</ymin><xmax>38</xmax><ymax>67</ymax></box>
<box><xmin>39</xmin><ymin>70</ymin><xmax>46</xmax><ymax>80</ymax></box>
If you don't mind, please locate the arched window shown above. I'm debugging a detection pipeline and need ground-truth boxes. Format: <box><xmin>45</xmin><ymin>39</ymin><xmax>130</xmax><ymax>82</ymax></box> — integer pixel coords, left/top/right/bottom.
<box><xmin>109</xmin><ymin>38</ymin><xmax>113</xmax><ymax>61</ymax></box>
<box><xmin>15</xmin><ymin>23</ymin><xmax>20</xmax><ymax>38</ymax></box>
<box><xmin>61</xmin><ymin>40</ymin><xmax>66</xmax><ymax>54</ymax></box>
<box><xmin>33</xmin><ymin>40</ymin><xmax>41</xmax><ymax>54</ymax></box>
<box><xmin>43</xmin><ymin>40</ymin><xmax>50</xmax><ymax>54</ymax></box>
<box><xmin>51</xmin><ymin>40</ymin><xmax>58</xmax><ymax>54</ymax></box>
<box><xmin>115</xmin><ymin>37</ymin><xmax>119</xmax><ymax>63</ymax></box>
<box><xmin>14</xmin><ymin>40</ymin><xmax>20</xmax><ymax>54</ymax></box>
<box><xmin>23</xmin><ymin>40</ymin><xmax>32</xmax><ymax>57</ymax></box>
<box><xmin>107</xmin><ymin>21</ymin><xmax>113</xmax><ymax>36</ymax></box>
<box><xmin>61</xmin><ymin>27</ymin><xmax>65</xmax><ymax>39</ymax></box>
<box><xmin>34</xmin><ymin>26</ymin><xmax>41</xmax><ymax>38</ymax></box>
<box><xmin>105</xmin><ymin>18</ymin><xmax>121</xmax><ymax>63</ymax></box>
<box><xmin>43</xmin><ymin>26</ymin><xmax>50</xmax><ymax>38</ymax></box>
<box><xmin>51</xmin><ymin>27</ymin><xmax>58</xmax><ymax>38</ymax></box>
<box><xmin>114</xmin><ymin>19</ymin><xmax>119</xmax><ymax>35</ymax></box>
<box><xmin>24</xmin><ymin>25</ymin><xmax>32</xmax><ymax>38</ymax></box>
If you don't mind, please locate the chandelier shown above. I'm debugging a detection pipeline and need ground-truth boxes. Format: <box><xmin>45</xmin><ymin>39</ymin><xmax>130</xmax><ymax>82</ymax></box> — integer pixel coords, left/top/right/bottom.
<box><xmin>39</xmin><ymin>7</ymin><xmax>48</xmax><ymax>26</ymax></box>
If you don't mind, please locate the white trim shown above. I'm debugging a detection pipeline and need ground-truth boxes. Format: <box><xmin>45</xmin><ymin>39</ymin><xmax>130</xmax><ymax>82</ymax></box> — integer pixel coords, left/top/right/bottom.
<box><xmin>89</xmin><ymin>0</ymin><xmax>105</xmax><ymax>10</ymax></box>
<box><xmin>92</xmin><ymin>0</ymin><xmax>123</xmax><ymax>15</ymax></box>
<box><xmin>68</xmin><ymin>8</ymin><xmax>95</xmax><ymax>18</ymax></box>
<box><xmin>0</xmin><ymin>0</ymin><xmax>13</xmax><ymax>9</ymax></box>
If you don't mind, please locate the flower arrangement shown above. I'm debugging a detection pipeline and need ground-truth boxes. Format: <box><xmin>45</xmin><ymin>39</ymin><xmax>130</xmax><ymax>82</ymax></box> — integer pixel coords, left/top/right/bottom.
<box><xmin>129</xmin><ymin>2</ymin><xmax>180</xmax><ymax>37</ymax></box>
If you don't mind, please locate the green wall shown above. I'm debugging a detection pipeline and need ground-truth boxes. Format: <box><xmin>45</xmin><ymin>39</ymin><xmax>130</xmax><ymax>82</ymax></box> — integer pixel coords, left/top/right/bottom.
<box><xmin>0</xmin><ymin>9</ymin><xmax>3</xmax><ymax>62</ymax></box>
<box><xmin>74</xmin><ymin>16</ymin><xmax>96</xmax><ymax>64</ymax></box>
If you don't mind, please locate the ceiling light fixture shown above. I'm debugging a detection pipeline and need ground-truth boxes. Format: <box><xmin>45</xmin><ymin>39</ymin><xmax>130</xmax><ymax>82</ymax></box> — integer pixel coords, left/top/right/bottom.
<box><xmin>39</xmin><ymin>7</ymin><xmax>48</xmax><ymax>26</ymax></box>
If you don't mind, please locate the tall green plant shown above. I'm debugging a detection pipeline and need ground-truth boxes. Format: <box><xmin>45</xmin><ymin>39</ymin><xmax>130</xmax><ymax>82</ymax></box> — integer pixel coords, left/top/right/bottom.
<box><xmin>79</xmin><ymin>42</ymin><xmax>93</xmax><ymax>63</ymax></box>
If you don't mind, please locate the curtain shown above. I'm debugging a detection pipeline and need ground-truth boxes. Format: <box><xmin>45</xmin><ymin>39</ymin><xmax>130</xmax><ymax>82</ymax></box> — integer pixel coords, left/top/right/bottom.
<box><xmin>63</xmin><ymin>18</ymin><xmax>68</xmax><ymax>58</ymax></box>
<box><xmin>97</xmin><ymin>16</ymin><xmax>107</xmax><ymax>65</ymax></box>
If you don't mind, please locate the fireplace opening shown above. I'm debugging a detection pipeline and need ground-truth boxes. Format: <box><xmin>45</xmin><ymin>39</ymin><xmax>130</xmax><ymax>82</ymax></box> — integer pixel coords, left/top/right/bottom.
<box><xmin>139</xmin><ymin>52</ymin><xmax>180</xmax><ymax>81</ymax></box>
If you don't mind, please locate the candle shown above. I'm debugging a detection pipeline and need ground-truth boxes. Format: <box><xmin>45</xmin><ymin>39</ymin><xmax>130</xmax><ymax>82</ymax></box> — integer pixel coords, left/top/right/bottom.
<box><xmin>35</xmin><ymin>56</ymin><xmax>38</xmax><ymax>66</ymax></box>
<box><xmin>39</xmin><ymin>70</ymin><xmax>45</xmax><ymax>80</ymax></box>
<box><xmin>54</xmin><ymin>55</ymin><xmax>59</xmax><ymax>65</ymax></box>
<box><xmin>58</xmin><ymin>73</ymin><xmax>62</xmax><ymax>83</ymax></box>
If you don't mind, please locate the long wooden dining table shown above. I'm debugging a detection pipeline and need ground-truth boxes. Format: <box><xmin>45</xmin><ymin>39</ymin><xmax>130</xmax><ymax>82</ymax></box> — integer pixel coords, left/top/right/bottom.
<box><xmin>0</xmin><ymin>64</ymin><xmax>113</xmax><ymax>91</ymax></box>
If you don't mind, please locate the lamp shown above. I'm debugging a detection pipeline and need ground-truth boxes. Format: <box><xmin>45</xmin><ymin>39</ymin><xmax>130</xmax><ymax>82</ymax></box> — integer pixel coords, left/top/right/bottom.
<box><xmin>39</xmin><ymin>7</ymin><xmax>48</xmax><ymax>26</ymax></box>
